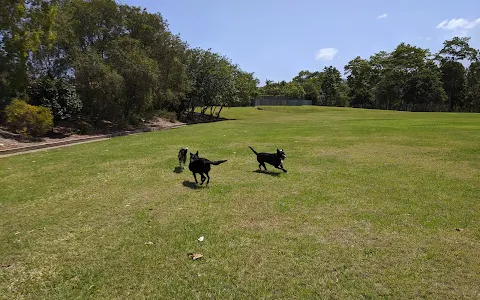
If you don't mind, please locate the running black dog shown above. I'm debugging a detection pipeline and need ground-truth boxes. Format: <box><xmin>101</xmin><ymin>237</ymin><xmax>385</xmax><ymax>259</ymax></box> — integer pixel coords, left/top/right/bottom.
<box><xmin>249</xmin><ymin>146</ymin><xmax>288</xmax><ymax>173</ymax></box>
<box><xmin>188</xmin><ymin>151</ymin><xmax>227</xmax><ymax>185</ymax></box>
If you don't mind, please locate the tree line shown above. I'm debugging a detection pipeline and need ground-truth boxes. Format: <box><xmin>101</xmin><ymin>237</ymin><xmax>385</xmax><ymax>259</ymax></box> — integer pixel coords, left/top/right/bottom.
<box><xmin>260</xmin><ymin>37</ymin><xmax>480</xmax><ymax>112</ymax></box>
<box><xmin>0</xmin><ymin>0</ymin><xmax>259</xmax><ymax>136</ymax></box>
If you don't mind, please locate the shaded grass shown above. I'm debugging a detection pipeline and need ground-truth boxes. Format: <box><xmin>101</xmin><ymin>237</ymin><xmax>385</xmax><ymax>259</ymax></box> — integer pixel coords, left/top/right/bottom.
<box><xmin>1</xmin><ymin>106</ymin><xmax>479</xmax><ymax>299</ymax></box>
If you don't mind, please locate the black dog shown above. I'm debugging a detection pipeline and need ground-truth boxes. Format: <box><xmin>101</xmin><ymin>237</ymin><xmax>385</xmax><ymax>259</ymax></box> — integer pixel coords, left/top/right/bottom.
<box><xmin>178</xmin><ymin>147</ymin><xmax>189</xmax><ymax>169</ymax></box>
<box><xmin>249</xmin><ymin>146</ymin><xmax>287</xmax><ymax>173</ymax></box>
<box><xmin>188</xmin><ymin>151</ymin><xmax>227</xmax><ymax>185</ymax></box>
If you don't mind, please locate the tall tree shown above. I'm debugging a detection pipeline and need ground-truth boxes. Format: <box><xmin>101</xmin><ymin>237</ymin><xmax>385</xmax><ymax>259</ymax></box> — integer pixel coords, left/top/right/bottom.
<box><xmin>440</xmin><ymin>61</ymin><xmax>467</xmax><ymax>111</ymax></box>
<box><xmin>320</xmin><ymin>66</ymin><xmax>345</xmax><ymax>106</ymax></box>
<box><xmin>403</xmin><ymin>62</ymin><xmax>447</xmax><ymax>111</ymax></box>
<box><xmin>390</xmin><ymin>43</ymin><xmax>430</xmax><ymax>110</ymax></box>
<box><xmin>438</xmin><ymin>37</ymin><xmax>477</xmax><ymax>111</ymax></box>
<box><xmin>344</xmin><ymin>56</ymin><xmax>375</xmax><ymax>108</ymax></box>
<box><xmin>233</xmin><ymin>68</ymin><xmax>259</xmax><ymax>106</ymax></box>
<box><xmin>185</xmin><ymin>47</ymin><xmax>238</xmax><ymax>117</ymax></box>
<box><xmin>438</xmin><ymin>37</ymin><xmax>478</xmax><ymax>62</ymax></box>
<box><xmin>466</xmin><ymin>61</ymin><xmax>480</xmax><ymax>112</ymax></box>
<box><xmin>0</xmin><ymin>0</ymin><xmax>58</xmax><ymax>100</ymax></box>
<box><xmin>292</xmin><ymin>70</ymin><xmax>323</xmax><ymax>103</ymax></box>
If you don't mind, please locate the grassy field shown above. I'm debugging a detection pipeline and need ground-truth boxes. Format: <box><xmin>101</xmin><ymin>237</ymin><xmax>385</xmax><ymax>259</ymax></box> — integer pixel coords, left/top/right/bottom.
<box><xmin>1</xmin><ymin>106</ymin><xmax>479</xmax><ymax>299</ymax></box>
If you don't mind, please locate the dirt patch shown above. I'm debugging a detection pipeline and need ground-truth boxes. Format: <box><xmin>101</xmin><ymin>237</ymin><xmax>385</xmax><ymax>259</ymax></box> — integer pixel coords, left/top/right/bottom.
<box><xmin>0</xmin><ymin>113</ymin><xmax>229</xmax><ymax>153</ymax></box>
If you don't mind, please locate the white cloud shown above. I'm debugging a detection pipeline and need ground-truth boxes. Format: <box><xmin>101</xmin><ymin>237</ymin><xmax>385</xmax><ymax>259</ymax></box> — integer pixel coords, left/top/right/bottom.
<box><xmin>315</xmin><ymin>48</ymin><xmax>338</xmax><ymax>61</ymax></box>
<box><xmin>377</xmin><ymin>13</ymin><xmax>388</xmax><ymax>19</ymax></box>
<box><xmin>436</xmin><ymin>18</ymin><xmax>480</xmax><ymax>30</ymax></box>
<box><xmin>420</xmin><ymin>36</ymin><xmax>432</xmax><ymax>41</ymax></box>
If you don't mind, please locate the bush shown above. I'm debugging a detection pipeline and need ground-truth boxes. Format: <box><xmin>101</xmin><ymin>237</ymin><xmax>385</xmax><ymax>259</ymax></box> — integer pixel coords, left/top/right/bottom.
<box><xmin>5</xmin><ymin>99</ymin><xmax>54</xmax><ymax>137</ymax></box>
<box><xmin>76</xmin><ymin>120</ymin><xmax>95</xmax><ymax>135</ymax></box>
<box><xmin>156</xmin><ymin>109</ymin><xmax>177</xmax><ymax>123</ymax></box>
<box><xmin>28</xmin><ymin>76</ymin><xmax>82</xmax><ymax>122</ymax></box>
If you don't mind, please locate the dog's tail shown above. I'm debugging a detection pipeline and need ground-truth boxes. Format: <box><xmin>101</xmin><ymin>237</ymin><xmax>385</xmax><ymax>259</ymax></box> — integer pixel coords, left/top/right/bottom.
<box><xmin>248</xmin><ymin>146</ymin><xmax>258</xmax><ymax>155</ymax></box>
<box><xmin>210</xmin><ymin>159</ymin><xmax>227</xmax><ymax>165</ymax></box>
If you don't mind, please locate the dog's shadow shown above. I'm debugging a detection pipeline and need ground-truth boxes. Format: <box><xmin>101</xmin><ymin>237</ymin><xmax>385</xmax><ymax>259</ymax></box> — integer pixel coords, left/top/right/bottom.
<box><xmin>173</xmin><ymin>166</ymin><xmax>184</xmax><ymax>174</ymax></box>
<box><xmin>253</xmin><ymin>170</ymin><xmax>282</xmax><ymax>177</ymax></box>
<box><xmin>182</xmin><ymin>181</ymin><xmax>206</xmax><ymax>189</ymax></box>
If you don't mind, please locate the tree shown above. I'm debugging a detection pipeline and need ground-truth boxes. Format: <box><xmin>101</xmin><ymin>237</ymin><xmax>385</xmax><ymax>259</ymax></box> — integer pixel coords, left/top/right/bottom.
<box><xmin>185</xmin><ymin>48</ymin><xmax>238</xmax><ymax>117</ymax></box>
<box><xmin>365</xmin><ymin>44</ymin><xmax>431</xmax><ymax>111</ymax></box>
<box><xmin>320</xmin><ymin>66</ymin><xmax>344</xmax><ymax>106</ymax></box>
<box><xmin>27</xmin><ymin>75</ymin><xmax>82</xmax><ymax>121</ymax></box>
<box><xmin>73</xmin><ymin>49</ymin><xmax>126</xmax><ymax>122</ymax></box>
<box><xmin>438</xmin><ymin>37</ymin><xmax>478</xmax><ymax>62</ymax></box>
<box><xmin>403</xmin><ymin>67</ymin><xmax>447</xmax><ymax>111</ymax></box>
<box><xmin>302</xmin><ymin>81</ymin><xmax>320</xmax><ymax>103</ymax></box>
<box><xmin>368</xmin><ymin>51</ymin><xmax>392</xmax><ymax>109</ymax></box>
<box><xmin>466</xmin><ymin>62</ymin><xmax>480</xmax><ymax>112</ymax></box>
<box><xmin>292</xmin><ymin>70</ymin><xmax>323</xmax><ymax>103</ymax></box>
<box><xmin>344</xmin><ymin>56</ymin><xmax>375</xmax><ymax>108</ymax></box>
<box><xmin>440</xmin><ymin>61</ymin><xmax>466</xmax><ymax>111</ymax></box>
<box><xmin>233</xmin><ymin>68</ymin><xmax>259</xmax><ymax>106</ymax></box>
<box><xmin>0</xmin><ymin>0</ymin><xmax>58</xmax><ymax>100</ymax></box>
<box><xmin>466</xmin><ymin>83</ymin><xmax>480</xmax><ymax>112</ymax></box>
<box><xmin>54</xmin><ymin>0</ymin><xmax>192</xmax><ymax>122</ymax></box>
<box><xmin>259</xmin><ymin>80</ymin><xmax>282</xmax><ymax>96</ymax></box>
<box><xmin>292</xmin><ymin>70</ymin><xmax>315</xmax><ymax>83</ymax></box>
<box><xmin>282</xmin><ymin>82</ymin><xmax>305</xmax><ymax>99</ymax></box>
<box><xmin>438</xmin><ymin>37</ymin><xmax>477</xmax><ymax>111</ymax></box>
<box><xmin>390</xmin><ymin>43</ymin><xmax>430</xmax><ymax>110</ymax></box>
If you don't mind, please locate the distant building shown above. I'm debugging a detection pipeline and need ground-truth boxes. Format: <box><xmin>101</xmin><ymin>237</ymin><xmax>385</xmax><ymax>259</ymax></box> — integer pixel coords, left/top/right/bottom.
<box><xmin>252</xmin><ymin>96</ymin><xmax>312</xmax><ymax>106</ymax></box>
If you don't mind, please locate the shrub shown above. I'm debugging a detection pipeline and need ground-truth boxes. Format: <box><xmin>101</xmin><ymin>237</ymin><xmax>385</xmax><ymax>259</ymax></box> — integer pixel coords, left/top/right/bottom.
<box><xmin>28</xmin><ymin>76</ymin><xmax>82</xmax><ymax>121</ymax></box>
<box><xmin>5</xmin><ymin>99</ymin><xmax>54</xmax><ymax>137</ymax></box>
<box><xmin>157</xmin><ymin>109</ymin><xmax>177</xmax><ymax>123</ymax></box>
<box><xmin>76</xmin><ymin>120</ymin><xmax>94</xmax><ymax>135</ymax></box>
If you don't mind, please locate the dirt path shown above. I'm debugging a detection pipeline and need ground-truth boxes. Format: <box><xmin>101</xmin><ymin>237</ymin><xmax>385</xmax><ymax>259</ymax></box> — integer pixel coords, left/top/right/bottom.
<box><xmin>0</xmin><ymin>121</ymin><xmax>186</xmax><ymax>158</ymax></box>
<box><xmin>0</xmin><ymin>112</ymin><xmax>233</xmax><ymax>158</ymax></box>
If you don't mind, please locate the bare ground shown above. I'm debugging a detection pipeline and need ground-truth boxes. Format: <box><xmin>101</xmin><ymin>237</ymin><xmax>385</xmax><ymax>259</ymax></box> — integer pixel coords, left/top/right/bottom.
<box><xmin>0</xmin><ymin>112</ymin><xmax>231</xmax><ymax>152</ymax></box>
<box><xmin>0</xmin><ymin>117</ymin><xmax>183</xmax><ymax>152</ymax></box>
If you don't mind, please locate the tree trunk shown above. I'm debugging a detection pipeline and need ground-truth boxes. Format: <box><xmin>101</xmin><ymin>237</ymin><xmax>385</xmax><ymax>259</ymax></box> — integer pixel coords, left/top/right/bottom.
<box><xmin>216</xmin><ymin>105</ymin><xmax>224</xmax><ymax>118</ymax></box>
<box><xmin>190</xmin><ymin>101</ymin><xmax>196</xmax><ymax>115</ymax></box>
<box><xmin>448</xmin><ymin>88</ymin><xmax>452</xmax><ymax>112</ymax></box>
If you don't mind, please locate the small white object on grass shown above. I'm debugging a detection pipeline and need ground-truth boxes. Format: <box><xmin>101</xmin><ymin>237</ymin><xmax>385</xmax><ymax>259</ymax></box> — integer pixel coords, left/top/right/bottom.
<box><xmin>198</xmin><ymin>236</ymin><xmax>204</xmax><ymax>242</ymax></box>
<box><xmin>187</xmin><ymin>253</ymin><xmax>203</xmax><ymax>260</ymax></box>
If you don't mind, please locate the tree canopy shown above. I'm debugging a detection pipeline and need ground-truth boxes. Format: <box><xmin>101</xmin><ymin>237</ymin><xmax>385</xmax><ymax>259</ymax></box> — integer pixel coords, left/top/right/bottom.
<box><xmin>0</xmin><ymin>0</ymin><xmax>259</xmax><ymax>126</ymax></box>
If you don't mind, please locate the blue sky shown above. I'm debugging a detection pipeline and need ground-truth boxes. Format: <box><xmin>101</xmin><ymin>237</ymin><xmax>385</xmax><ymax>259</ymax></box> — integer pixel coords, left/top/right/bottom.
<box><xmin>122</xmin><ymin>0</ymin><xmax>479</xmax><ymax>85</ymax></box>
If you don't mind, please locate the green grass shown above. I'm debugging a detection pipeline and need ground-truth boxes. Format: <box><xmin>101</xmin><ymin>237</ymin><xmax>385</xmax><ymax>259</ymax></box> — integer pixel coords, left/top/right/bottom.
<box><xmin>1</xmin><ymin>106</ymin><xmax>479</xmax><ymax>299</ymax></box>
